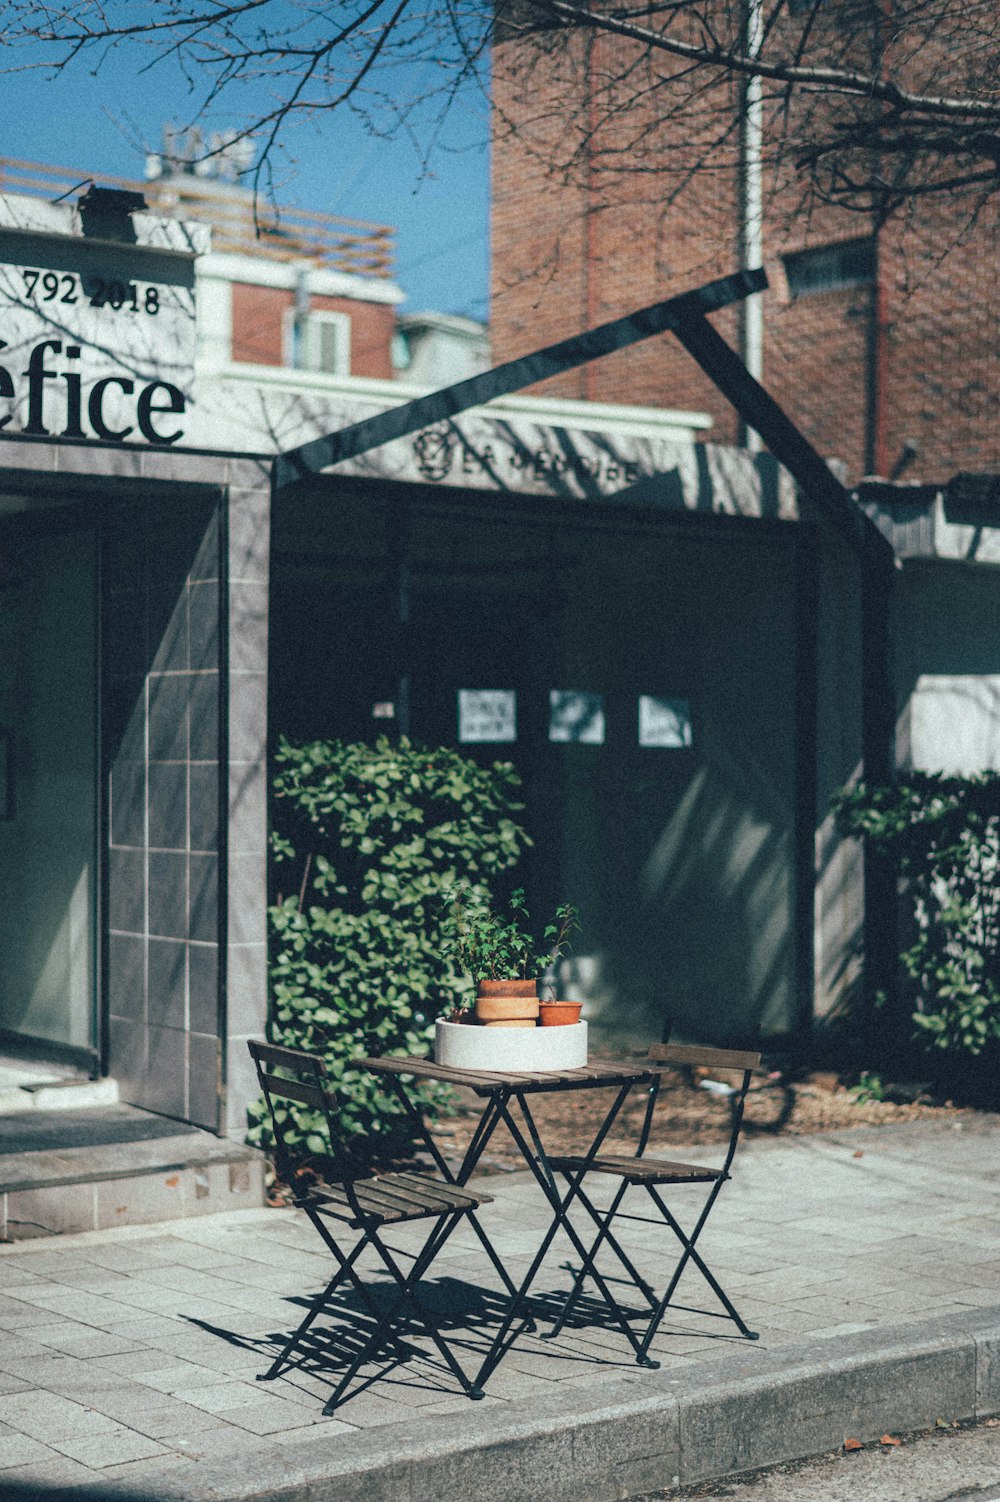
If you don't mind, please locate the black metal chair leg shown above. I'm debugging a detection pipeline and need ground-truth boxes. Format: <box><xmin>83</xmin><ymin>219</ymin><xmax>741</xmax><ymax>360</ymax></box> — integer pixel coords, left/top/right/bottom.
<box><xmin>543</xmin><ymin>1178</ymin><xmax>631</xmax><ymax>1340</ymax></box>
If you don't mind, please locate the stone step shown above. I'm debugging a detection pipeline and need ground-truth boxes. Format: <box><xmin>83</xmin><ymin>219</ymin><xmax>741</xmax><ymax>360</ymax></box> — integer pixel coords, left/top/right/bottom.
<box><xmin>0</xmin><ymin>1055</ymin><xmax>121</xmax><ymax>1115</ymax></box>
<box><xmin>0</xmin><ymin>1105</ymin><xmax>265</xmax><ymax>1240</ymax></box>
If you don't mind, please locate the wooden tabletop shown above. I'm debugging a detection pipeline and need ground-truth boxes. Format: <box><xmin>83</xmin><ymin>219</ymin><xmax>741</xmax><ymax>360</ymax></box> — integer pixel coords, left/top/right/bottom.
<box><xmin>360</xmin><ymin>1054</ymin><xmax>663</xmax><ymax>1096</ymax></box>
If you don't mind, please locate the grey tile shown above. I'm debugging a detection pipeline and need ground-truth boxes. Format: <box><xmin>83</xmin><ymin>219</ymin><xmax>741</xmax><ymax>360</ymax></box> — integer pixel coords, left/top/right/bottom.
<box><xmin>110</xmin><ymin>757</ymin><xmax>146</xmax><ymax>850</ymax></box>
<box><xmin>148</xmin><ymin>849</ymin><xmax>187</xmax><ymax>940</ymax></box>
<box><xmin>189</xmin><ymin>580</ymin><xmax>220</xmax><ymax>671</ymax></box>
<box><xmin>229</xmin><ymin>493</ymin><xmax>270</xmax><ymax>582</ymax></box>
<box><xmin>189</xmin><ymin>512</ymin><xmax>220</xmax><ymax>583</ymax></box>
<box><xmin>109</xmin><ymin>847</ymin><xmax>146</xmax><ymax>934</ymax></box>
<box><xmin>108</xmin><ymin>1017</ymin><xmax>147</xmax><ymax>1097</ymax></box>
<box><xmin>190</xmin><ymin>671</ymin><xmax>220</xmax><ymax>761</ymax></box>
<box><xmin>148</xmin><ymin>761</ymin><xmax>188</xmax><ymax>852</ymax></box>
<box><xmin>229</xmin><ymin>582</ymin><xmax>268</xmax><ymax>673</ymax></box>
<box><xmin>148</xmin><ymin>673</ymin><xmax>190</xmax><ymax>762</ymax></box>
<box><xmin>229</xmin><ymin>672</ymin><xmax>267</xmax><ymax>765</ymax></box>
<box><xmin>226</xmin><ymin>855</ymin><xmax>266</xmax><ymax>946</ymax></box>
<box><xmin>0</xmin><ymin>1433</ymin><xmax>60</xmax><ymax>1470</ymax></box>
<box><xmin>108</xmin><ymin>933</ymin><xmax>145</xmax><ymax>1024</ymax></box>
<box><xmin>148</xmin><ymin>587</ymin><xmax>189</xmax><ymax>676</ymax></box>
<box><xmin>224</xmin><ymin>1039</ymin><xmax>264</xmax><ymax>1135</ymax></box>
<box><xmin>188</xmin><ymin>1033</ymin><xmax>220</xmax><ymax>1131</ymax></box>
<box><xmin>226</xmin><ymin>944</ymin><xmax>266</xmax><ymax>1035</ymax></box>
<box><xmin>189</xmin><ymin>942</ymin><xmax>219</xmax><ymax>1034</ymax></box>
<box><xmin>147</xmin><ymin>937</ymin><xmax>187</xmax><ymax>1030</ymax></box>
<box><xmin>5</xmin><ymin>1185</ymin><xmax>96</xmax><ymax>1239</ymax></box>
<box><xmin>189</xmin><ymin>853</ymin><xmax>219</xmax><ymax>944</ymax></box>
<box><xmin>51</xmin><ymin>1431</ymin><xmax>169</xmax><ymax>1469</ymax></box>
<box><xmin>228</xmin><ymin>759</ymin><xmax>267</xmax><ymax>856</ymax></box>
<box><xmin>189</xmin><ymin>763</ymin><xmax>219</xmax><ymax>853</ymax></box>
<box><xmin>143</xmin><ymin>1026</ymin><xmax>188</xmax><ymax>1118</ymax></box>
<box><xmin>95</xmin><ymin>1173</ymin><xmax>189</xmax><ymax>1231</ymax></box>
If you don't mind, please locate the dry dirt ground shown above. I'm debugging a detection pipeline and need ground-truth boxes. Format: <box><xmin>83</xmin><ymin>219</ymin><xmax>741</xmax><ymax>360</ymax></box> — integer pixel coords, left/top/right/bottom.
<box><xmin>424</xmin><ymin>1061</ymin><xmax>974</xmax><ymax>1175</ymax></box>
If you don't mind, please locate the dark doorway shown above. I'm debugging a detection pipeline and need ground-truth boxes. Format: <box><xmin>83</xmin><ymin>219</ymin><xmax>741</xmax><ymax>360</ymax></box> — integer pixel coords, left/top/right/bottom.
<box><xmin>0</xmin><ymin>505</ymin><xmax>99</xmax><ymax>1064</ymax></box>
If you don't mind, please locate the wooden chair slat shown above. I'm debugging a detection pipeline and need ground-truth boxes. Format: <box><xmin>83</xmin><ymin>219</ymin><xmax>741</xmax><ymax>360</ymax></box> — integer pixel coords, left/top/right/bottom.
<box><xmin>548</xmin><ymin>1152</ymin><xmax>724</xmax><ymax>1183</ymax></box>
<box><xmin>388</xmin><ymin>1172</ymin><xmax>491</xmax><ymax>1210</ymax></box>
<box><xmin>353</xmin><ymin>1181</ymin><xmax>422</xmax><ymax>1217</ymax></box>
<box><xmin>259</xmin><ymin>1071</ymin><xmax>328</xmax><ymax>1111</ymax></box>
<box><xmin>250</xmin><ymin>1040</ymin><xmax>326</xmax><ymax>1074</ymax></box>
<box><xmin>648</xmin><ymin>1042</ymin><xmax>762</xmax><ymax>1073</ymax></box>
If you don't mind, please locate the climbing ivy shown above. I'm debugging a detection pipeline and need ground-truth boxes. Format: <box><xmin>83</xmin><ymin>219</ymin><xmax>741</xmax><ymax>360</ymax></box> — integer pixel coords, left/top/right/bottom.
<box><xmin>833</xmin><ymin>773</ymin><xmax>1000</xmax><ymax>1059</ymax></box>
<box><xmin>248</xmin><ymin>736</ymin><xmax>531</xmax><ymax>1159</ymax></box>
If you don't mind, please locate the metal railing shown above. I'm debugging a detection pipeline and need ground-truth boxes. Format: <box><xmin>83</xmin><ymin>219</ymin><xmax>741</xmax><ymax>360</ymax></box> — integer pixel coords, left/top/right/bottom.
<box><xmin>0</xmin><ymin>156</ymin><xmax>395</xmax><ymax>280</ymax></box>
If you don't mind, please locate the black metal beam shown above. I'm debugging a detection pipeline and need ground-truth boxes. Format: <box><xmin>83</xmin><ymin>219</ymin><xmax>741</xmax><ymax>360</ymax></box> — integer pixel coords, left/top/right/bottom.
<box><xmin>273</xmin><ymin>267</ymin><xmax>766</xmax><ymax>489</ymax></box>
<box><xmin>669</xmin><ymin>311</ymin><xmax>893</xmax><ymax>565</ymax></box>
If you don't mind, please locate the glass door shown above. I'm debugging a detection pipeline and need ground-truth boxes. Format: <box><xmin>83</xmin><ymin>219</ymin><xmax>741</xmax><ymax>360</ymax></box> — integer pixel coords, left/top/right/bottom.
<box><xmin>0</xmin><ymin>511</ymin><xmax>99</xmax><ymax>1062</ymax></box>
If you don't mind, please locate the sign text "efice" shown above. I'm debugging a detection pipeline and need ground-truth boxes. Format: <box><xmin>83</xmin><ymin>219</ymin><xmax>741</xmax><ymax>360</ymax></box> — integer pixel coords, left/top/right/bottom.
<box><xmin>0</xmin><ymin>338</ymin><xmax>186</xmax><ymax>445</ymax></box>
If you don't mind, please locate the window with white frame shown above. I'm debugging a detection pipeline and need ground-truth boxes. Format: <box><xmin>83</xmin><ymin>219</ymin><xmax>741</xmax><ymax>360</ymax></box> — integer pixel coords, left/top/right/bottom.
<box><xmin>287</xmin><ymin>309</ymin><xmax>352</xmax><ymax>375</ymax></box>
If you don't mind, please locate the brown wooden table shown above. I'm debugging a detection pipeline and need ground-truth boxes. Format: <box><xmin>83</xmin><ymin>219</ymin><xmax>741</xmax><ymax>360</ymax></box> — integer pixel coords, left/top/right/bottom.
<box><xmin>361</xmin><ymin>1053</ymin><xmax>669</xmax><ymax>1386</ymax></box>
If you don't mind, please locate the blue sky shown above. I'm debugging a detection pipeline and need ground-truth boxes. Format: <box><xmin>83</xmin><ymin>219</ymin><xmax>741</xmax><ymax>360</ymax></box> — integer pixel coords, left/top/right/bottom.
<box><xmin>1</xmin><ymin>44</ymin><xmax>490</xmax><ymax>319</ymax></box>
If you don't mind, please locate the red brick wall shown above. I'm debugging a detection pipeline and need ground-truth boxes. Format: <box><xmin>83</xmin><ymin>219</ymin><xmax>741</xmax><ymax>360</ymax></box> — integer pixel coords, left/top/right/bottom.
<box><xmin>491</xmin><ymin>32</ymin><xmax>998</xmax><ymax>483</ymax></box>
<box><xmin>229</xmin><ymin>283</ymin><xmax>396</xmax><ymax>379</ymax></box>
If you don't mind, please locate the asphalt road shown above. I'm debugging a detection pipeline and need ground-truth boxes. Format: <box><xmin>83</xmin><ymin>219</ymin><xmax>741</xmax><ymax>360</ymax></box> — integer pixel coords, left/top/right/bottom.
<box><xmin>646</xmin><ymin>1421</ymin><xmax>1000</xmax><ymax>1501</ymax></box>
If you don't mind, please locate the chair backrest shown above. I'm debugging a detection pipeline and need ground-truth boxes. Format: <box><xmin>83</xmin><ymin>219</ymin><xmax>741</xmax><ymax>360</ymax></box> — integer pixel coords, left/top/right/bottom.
<box><xmin>639</xmin><ymin>1041</ymin><xmax>763</xmax><ymax>1169</ymax></box>
<box><xmin>648</xmin><ymin>1042</ymin><xmax>762</xmax><ymax>1074</ymax></box>
<box><xmin>248</xmin><ymin>1040</ymin><xmax>344</xmax><ymax>1185</ymax></box>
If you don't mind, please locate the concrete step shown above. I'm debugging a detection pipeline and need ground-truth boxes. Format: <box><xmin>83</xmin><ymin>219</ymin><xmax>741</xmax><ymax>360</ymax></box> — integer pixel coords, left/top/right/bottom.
<box><xmin>0</xmin><ymin>1104</ymin><xmax>265</xmax><ymax>1240</ymax></box>
<box><xmin>0</xmin><ymin>1054</ymin><xmax>120</xmax><ymax>1114</ymax></box>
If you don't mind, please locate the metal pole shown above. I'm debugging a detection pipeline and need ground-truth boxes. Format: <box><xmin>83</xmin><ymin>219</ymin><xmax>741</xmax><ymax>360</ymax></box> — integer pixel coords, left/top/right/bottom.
<box><xmin>738</xmin><ymin>0</ymin><xmax>764</xmax><ymax>453</ymax></box>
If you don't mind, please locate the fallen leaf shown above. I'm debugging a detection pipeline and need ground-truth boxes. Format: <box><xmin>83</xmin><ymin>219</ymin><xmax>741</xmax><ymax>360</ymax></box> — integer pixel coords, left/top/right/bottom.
<box><xmin>853</xmin><ymin>1149</ymin><xmax>864</xmax><ymax>1159</ymax></box>
<box><xmin>880</xmin><ymin>1435</ymin><xmax>901</xmax><ymax>1446</ymax></box>
<box><xmin>984</xmin><ymin>1419</ymin><xmax>1000</xmax><ymax>1428</ymax></box>
<box><xmin>844</xmin><ymin>1438</ymin><xmax>863</xmax><ymax>1451</ymax></box>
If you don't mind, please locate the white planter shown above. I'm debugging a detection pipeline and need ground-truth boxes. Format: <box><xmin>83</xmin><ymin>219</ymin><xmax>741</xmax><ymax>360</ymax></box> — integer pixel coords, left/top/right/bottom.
<box><xmin>434</xmin><ymin>1020</ymin><xmax>587</xmax><ymax>1072</ymax></box>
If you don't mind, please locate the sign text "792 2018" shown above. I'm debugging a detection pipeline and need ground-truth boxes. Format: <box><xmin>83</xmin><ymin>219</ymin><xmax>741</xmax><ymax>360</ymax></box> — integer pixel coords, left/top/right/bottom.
<box><xmin>20</xmin><ymin>268</ymin><xmax>162</xmax><ymax>315</ymax></box>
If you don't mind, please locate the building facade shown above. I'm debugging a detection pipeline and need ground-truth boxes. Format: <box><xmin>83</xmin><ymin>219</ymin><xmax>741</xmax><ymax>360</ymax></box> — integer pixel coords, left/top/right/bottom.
<box><xmin>490</xmin><ymin>32</ymin><xmax>999</xmax><ymax>486</ymax></box>
<box><xmin>1</xmin><ymin>166</ymin><xmax>995</xmax><ymax>1140</ymax></box>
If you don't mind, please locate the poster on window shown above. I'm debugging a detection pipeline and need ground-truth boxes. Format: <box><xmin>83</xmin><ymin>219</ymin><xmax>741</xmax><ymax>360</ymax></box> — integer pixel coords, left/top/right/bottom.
<box><xmin>549</xmin><ymin>691</ymin><xmax>605</xmax><ymax>744</ymax></box>
<box><xmin>638</xmin><ymin>696</ymin><xmax>692</xmax><ymax>748</ymax></box>
<box><xmin>458</xmin><ymin>689</ymin><xmax>517</xmax><ymax>744</ymax></box>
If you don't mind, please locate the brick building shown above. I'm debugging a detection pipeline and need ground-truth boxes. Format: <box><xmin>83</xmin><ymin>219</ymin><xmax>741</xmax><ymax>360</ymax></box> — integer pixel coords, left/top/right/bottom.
<box><xmin>490</xmin><ymin>29</ymin><xmax>999</xmax><ymax>485</ymax></box>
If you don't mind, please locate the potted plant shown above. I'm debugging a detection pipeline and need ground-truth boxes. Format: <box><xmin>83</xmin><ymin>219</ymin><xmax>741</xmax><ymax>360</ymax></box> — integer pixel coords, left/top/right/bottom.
<box><xmin>444</xmin><ymin>888</ymin><xmax>581</xmax><ymax>1028</ymax></box>
<box><xmin>537</xmin><ymin>903</ymin><xmax>583</xmax><ymax>1027</ymax></box>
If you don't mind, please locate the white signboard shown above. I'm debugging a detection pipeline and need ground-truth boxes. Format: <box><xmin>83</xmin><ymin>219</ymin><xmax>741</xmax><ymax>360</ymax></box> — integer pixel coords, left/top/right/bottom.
<box><xmin>549</xmin><ymin>691</ymin><xmax>605</xmax><ymax>745</ymax></box>
<box><xmin>0</xmin><ymin>213</ymin><xmax>196</xmax><ymax>446</ymax></box>
<box><xmin>638</xmin><ymin>696</ymin><xmax>692</xmax><ymax>748</ymax></box>
<box><xmin>458</xmin><ymin>689</ymin><xmax>517</xmax><ymax>744</ymax></box>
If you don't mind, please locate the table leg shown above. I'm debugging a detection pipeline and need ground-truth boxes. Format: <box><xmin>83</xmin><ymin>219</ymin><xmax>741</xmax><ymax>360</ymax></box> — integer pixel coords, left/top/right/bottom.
<box><xmin>473</xmin><ymin>1083</ymin><xmax>660</xmax><ymax>1384</ymax></box>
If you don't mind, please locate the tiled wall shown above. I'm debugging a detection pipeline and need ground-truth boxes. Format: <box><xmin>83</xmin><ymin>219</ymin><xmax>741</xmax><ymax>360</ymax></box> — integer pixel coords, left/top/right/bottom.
<box><xmin>105</xmin><ymin>490</ymin><xmax>225</xmax><ymax>1129</ymax></box>
<box><xmin>222</xmin><ymin>479</ymin><xmax>271</xmax><ymax>1135</ymax></box>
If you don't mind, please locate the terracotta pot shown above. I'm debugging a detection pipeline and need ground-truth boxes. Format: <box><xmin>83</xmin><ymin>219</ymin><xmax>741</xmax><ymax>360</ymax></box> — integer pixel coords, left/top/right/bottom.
<box><xmin>538</xmin><ymin>1001</ymin><xmax>583</xmax><ymax>1027</ymax></box>
<box><xmin>476</xmin><ymin>979</ymin><xmax>539</xmax><ymax>998</ymax></box>
<box><xmin>475</xmin><ymin>978</ymin><xmax>539</xmax><ymax>1027</ymax></box>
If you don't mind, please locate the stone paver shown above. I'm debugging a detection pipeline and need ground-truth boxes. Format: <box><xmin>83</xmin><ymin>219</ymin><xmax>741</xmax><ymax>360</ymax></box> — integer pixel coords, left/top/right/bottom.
<box><xmin>0</xmin><ymin>1118</ymin><xmax>996</xmax><ymax>1495</ymax></box>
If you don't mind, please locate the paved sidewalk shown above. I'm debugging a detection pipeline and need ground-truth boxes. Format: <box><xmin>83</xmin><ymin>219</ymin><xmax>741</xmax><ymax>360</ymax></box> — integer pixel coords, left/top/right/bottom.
<box><xmin>0</xmin><ymin>1117</ymin><xmax>998</xmax><ymax>1499</ymax></box>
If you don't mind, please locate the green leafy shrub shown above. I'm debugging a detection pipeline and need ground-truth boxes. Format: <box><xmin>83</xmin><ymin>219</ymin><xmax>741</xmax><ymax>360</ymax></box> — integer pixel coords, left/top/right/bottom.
<box><xmin>833</xmin><ymin>773</ymin><xmax>1000</xmax><ymax>1059</ymax></box>
<box><xmin>248</xmin><ymin>736</ymin><xmax>531</xmax><ymax>1160</ymax></box>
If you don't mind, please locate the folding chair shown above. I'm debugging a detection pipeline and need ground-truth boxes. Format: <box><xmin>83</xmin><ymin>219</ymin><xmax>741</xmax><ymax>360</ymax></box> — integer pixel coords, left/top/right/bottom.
<box><xmin>544</xmin><ymin>1041</ymin><xmax>762</xmax><ymax>1365</ymax></box>
<box><xmin>248</xmin><ymin>1040</ymin><xmax>495</xmax><ymax>1411</ymax></box>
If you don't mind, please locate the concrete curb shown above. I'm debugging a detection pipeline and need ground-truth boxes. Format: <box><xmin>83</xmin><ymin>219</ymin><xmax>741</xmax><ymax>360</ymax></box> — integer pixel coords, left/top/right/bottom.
<box><xmin>25</xmin><ymin>1305</ymin><xmax>1000</xmax><ymax>1502</ymax></box>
